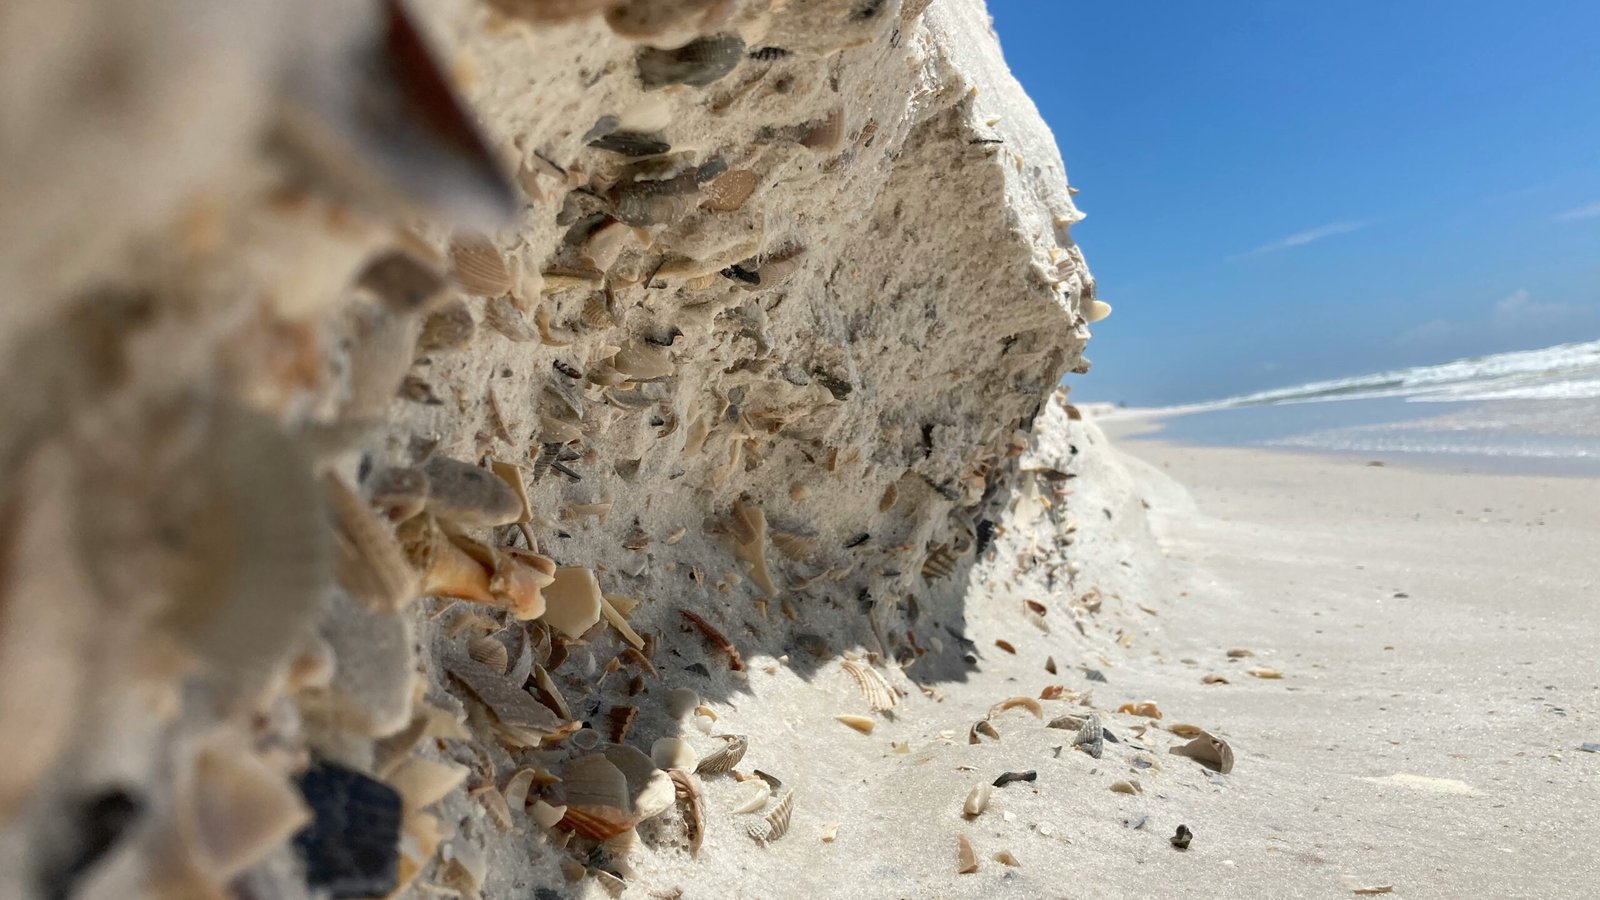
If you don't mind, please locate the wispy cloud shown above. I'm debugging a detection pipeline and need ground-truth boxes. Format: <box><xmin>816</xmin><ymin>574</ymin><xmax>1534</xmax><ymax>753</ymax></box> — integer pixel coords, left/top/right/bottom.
<box><xmin>1555</xmin><ymin>201</ymin><xmax>1600</xmax><ymax>222</ymax></box>
<box><xmin>1238</xmin><ymin>220</ymin><xmax>1368</xmax><ymax>257</ymax></box>
<box><xmin>1492</xmin><ymin>288</ymin><xmax>1578</xmax><ymax>323</ymax></box>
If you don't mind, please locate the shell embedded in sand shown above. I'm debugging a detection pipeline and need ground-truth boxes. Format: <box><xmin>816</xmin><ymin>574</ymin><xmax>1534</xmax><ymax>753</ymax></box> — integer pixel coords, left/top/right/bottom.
<box><xmin>701</xmin><ymin>169</ymin><xmax>759</xmax><ymax>212</ymax></box>
<box><xmin>531</xmin><ymin>799</ymin><xmax>567</xmax><ymax>829</ymax></box>
<box><xmin>668</xmin><ymin>768</ymin><xmax>705</xmax><ymax>856</ymax></box>
<box><xmin>600</xmin><ymin>595</ymin><xmax>645</xmax><ymax>649</ymax></box>
<box><xmin>1247</xmin><ymin>666</ymin><xmax>1283</xmax><ymax>679</ymax></box>
<box><xmin>450</xmin><ymin>231</ymin><xmax>513</xmax><ymax>297</ymax></box>
<box><xmin>1073</xmin><ymin>713</ymin><xmax>1105</xmax><ymax>759</ymax></box>
<box><xmin>680</xmin><ymin>609</ymin><xmax>744</xmax><ymax>670</ymax></box>
<box><xmin>993</xmin><ymin>850</ymin><xmax>1021</xmax><ymax>867</ymax></box>
<box><xmin>443</xmin><ymin>649</ymin><xmax>569</xmax><ymax>735</ymax></box>
<box><xmin>651</xmin><ymin>737</ymin><xmax>698</xmax><ymax>771</ymax></box>
<box><xmin>840</xmin><ymin>659</ymin><xmax>897</xmax><ymax>712</ymax></box>
<box><xmin>1202</xmin><ymin>673</ymin><xmax>1230</xmax><ymax>685</ymax></box>
<box><xmin>666</xmin><ymin>688</ymin><xmax>700</xmax><ymax>719</ymax></box>
<box><xmin>1039</xmin><ymin>685</ymin><xmax>1070</xmax><ymax>701</ymax></box>
<box><xmin>956</xmin><ymin>834</ymin><xmax>979</xmax><ymax>874</ymax></box>
<box><xmin>747</xmin><ymin>790</ymin><xmax>794</xmax><ymax>845</ymax></box>
<box><xmin>1226</xmin><ymin>648</ymin><xmax>1255</xmax><ymax>658</ymax></box>
<box><xmin>388</xmin><ymin>756</ymin><xmax>469</xmax><ymax>812</ymax></box>
<box><xmin>1170</xmin><ymin>730</ymin><xmax>1235</xmax><ymax>774</ymax></box>
<box><xmin>820</xmin><ymin>822</ymin><xmax>840</xmax><ymax>843</ymax></box>
<box><xmin>988</xmin><ymin>697</ymin><xmax>1044</xmax><ymax>720</ymax></box>
<box><xmin>636</xmin><ymin>34</ymin><xmax>746</xmax><ymax>89</ymax></box>
<box><xmin>968</xmin><ymin>720</ymin><xmax>1001</xmax><ymax>744</ymax></box>
<box><xmin>963</xmin><ymin>784</ymin><xmax>992</xmax><ymax>817</ymax></box>
<box><xmin>484</xmin><ymin>294</ymin><xmax>539</xmax><ymax>342</ymax></box>
<box><xmin>694</xmin><ymin>734</ymin><xmax>748</xmax><ymax>776</ymax></box>
<box><xmin>731</xmin><ymin>780</ymin><xmax>772</xmax><ymax>814</ymax></box>
<box><xmin>994</xmin><ymin>639</ymin><xmax>1017</xmax><ymax>654</ymax></box>
<box><xmin>1110</xmin><ymin>780</ymin><xmax>1141</xmax><ymax>795</ymax></box>
<box><xmin>543</xmin><ymin>567</ymin><xmax>604</xmax><ymax>639</ymax></box>
<box><xmin>607</xmin><ymin>704</ymin><xmax>638</xmax><ymax>743</ymax></box>
<box><xmin>1117</xmin><ymin>700</ymin><xmax>1163</xmax><ymax>720</ymax></box>
<box><xmin>182</xmin><ymin>742</ymin><xmax>312</xmax><ymax>883</ymax></box>
<box><xmin>532</xmin><ymin>664</ymin><xmax>572</xmax><ymax>720</ymax></box>
<box><xmin>324</xmin><ymin>473</ymin><xmax>419</xmax><ymax>613</ymax></box>
<box><xmin>557</xmin><ymin>754</ymin><xmax>634</xmax><ymax>840</ymax></box>
<box><xmin>728</xmin><ymin>500</ymin><xmax>779</xmax><ymax>596</ymax></box>
<box><xmin>922</xmin><ymin>543</ymin><xmax>958</xmax><ymax>580</ymax></box>
<box><xmin>423</xmin><ymin>457</ymin><xmax>525</xmax><ymax>528</ymax></box>
<box><xmin>460</xmin><ymin>631</ymin><xmax>509</xmax><ymax>673</ymax></box>
<box><xmin>836</xmin><ymin>714</ymin><xmax>875</xmax><ymax>735</ymax></box>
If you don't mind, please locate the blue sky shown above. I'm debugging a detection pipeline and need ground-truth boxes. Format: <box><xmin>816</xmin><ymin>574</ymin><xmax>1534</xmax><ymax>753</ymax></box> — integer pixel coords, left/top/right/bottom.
<box><xmin>988</xmin><ymin>1</ymin><xmax>1600</xmax><ymax>405</ymax></box>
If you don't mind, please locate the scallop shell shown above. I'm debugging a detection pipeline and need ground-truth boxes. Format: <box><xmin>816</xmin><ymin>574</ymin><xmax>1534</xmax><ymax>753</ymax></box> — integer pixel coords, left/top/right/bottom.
<box><xmin>668</xmin><ymin>768</ymin><xmax>705</xmax><ymax>856</ymax></box>
<box><xmin>956</xmin><ymin>834</ymin><xmax>978</xmax><ymax>874</ymax></box>
<box><xmin>746</xmin><ymin>790</ymin><xmax>794</xmax><ymax>845</ymax></box>
<box><xmin>325</xmin><ymin>474</ymin><xmax>419</xmax><ymax>613</ymax></box>
<box><xmin>840</xmin><ymin>660</ymin><xmax>896</xmax><ymax>712</ymax></box>
<box><xmin>450</xmin><ymin>232</ymin><xmax>513</xmax><ymax>297</ymax></box>
<box><xmin>921</xmin><ymin>544</ymin><xmax>958</xmax><ymax>580</ymax></box>
<box><xmin>731</xmin><ymin>780</ymin><xmax>771</xmax><ymax>814</ymax></box>
<box><xmin>694</xmin><ymin>734</ymin><xmax>747</xmax><ymax>776</ymax></box>
<box><xmin>467</xmin><ymin>635</ymin><xmax>510</xmax><ymax>673</ymax></box>
<box><xmin>666</xmin><ymin>688</ymin><xmax>700</xmax><ymax>719</ymax></box>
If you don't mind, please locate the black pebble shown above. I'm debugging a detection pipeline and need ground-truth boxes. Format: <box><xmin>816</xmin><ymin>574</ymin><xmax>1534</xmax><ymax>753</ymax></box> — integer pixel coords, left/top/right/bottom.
<box><xmin>719</xmin><ymin>264</ymin><xmax>761</xmax><ymax>285</ymax></box>
<box><xmin>974</xmin><ymin>519</ymin><xmax>997</xmax><ymax>554</ymax></box>
<box><xmin>1171</xmin><ymin>824</ymin><xmax>1193</xmax><ymax>850</ymax></box>
<box><xmin>293</xmin><ymin>762</ymin><xmax>402</xmax><ymax>899</ymax></box>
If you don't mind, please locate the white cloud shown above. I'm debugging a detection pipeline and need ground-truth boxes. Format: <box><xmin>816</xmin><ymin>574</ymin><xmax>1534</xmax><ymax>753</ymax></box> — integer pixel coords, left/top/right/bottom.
<box><xmin>1239</xmin><ymin>220</ymin><xmax>1368</xmax><ymax>257</ymax></box>
<box><xmin>1555</xmin><ymin>201</ymin><xmax>1600</xmax><ymax>222</ymax></box>
<box><xmin>1492</xmin><ymin>288</ymin><xmax>1577</xmax><ymax>323</ymax></box>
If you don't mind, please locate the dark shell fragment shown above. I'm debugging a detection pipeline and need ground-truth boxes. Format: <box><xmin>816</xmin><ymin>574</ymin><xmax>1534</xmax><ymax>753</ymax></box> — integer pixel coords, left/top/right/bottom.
<box><xmin>637</xmin><ymin>35</ymin><xmax>745</xmax><ymax>89</ymax></box>
<box><xmin>292</xmin><ymin>762</ymin><xmax>402</xmax><ymax>899</ymax></box>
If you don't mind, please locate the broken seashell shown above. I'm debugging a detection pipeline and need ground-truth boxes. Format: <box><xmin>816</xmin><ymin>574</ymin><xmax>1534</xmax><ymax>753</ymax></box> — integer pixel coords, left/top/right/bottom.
<box><xmin>608</xmin><ymin>704</ymin><xmax>639</xmax><ymax>744</ymax></box>
<box><xmin>994</xmin><ymin>639</ymin><xmax>1017</xmax><ymax>654</ymax></box>
<box><xmin>611</xmin><ymin>340</ymin><xmax>674</xmax><ymax>380</ymax></box>
<box><xmin>183</xmin><ymin>743</ymin><xmax>312</xmax><ymax>884</ymax></box>
<box><xmin>1073</xmin><ymin>714</ymin><xmax>1104</xmax><ymax>759</ymax></box>
<box><xmin>988</xmin><ymin>697</ymin><xmax>1044</xmax><ymax>721</ymax></box>
<box><xmin>367</xmin><ymin>467</ymin><xmax>430</xmax><ymax>522</ymax></box>
<box><xmin>473</xmin><ymin>785</ymin><xmax>514</xmax><ymax>830</ymax></box>
<box><xmin>992</xmin><ymin>771</ymin><xmax>1037</xmax><ymax>788</ymax></box>
<box><xmin>484</xmin><ymin>294</ymin><xmax>539</xmax><ymax>342</ymax></box>
<box><xmin>692</xmin><ymin>705</ymin><xmax>718</xmax><ymax>721</ymax></box>
<box><xmin>423</xmin><ymin>456</ymin><xmax>524</xmax><ymax>528</ymax></box>
<box><xmin>747</xmin><ymin>789</ymin><xmax>794</xmax><ymax>845</ymax></box>
<box><xmin>450</xmin><ymin>232</ymin><xmax>513</xmax><ymax>297</ymax></box>
<box><xmin>418</xmin><ymin>299</ymin><xmax>475</xmax><ymax>351</ymax></box>
<box><xmin>728</xmin><ymin>500</ymin><xmax>778</xmax><ymax>596</ymax></box>
<box><xmin>388</xmin><ymin>756</ymin><xmax>469</xmax><ymax>812</ymax></box>
<box><xmin>467</xmin><ymin>634</ymin><xmax>510</xmax><ymax>673</ymax></box>
<box><xmin>581</xmin><ymin>221</ymin><xmax>634</xmax><ymax>271</ymax></box>
<box><xmin>1170</xmin><ymin>729</ymin><xmax>1235</xmax><ymax>774</ymax></box>
<box><xmin>840</xmin><ymin>659</ymin><xmax>897</xmax><ymax>712</ymax></box>
<box><xmin>963</xmin><ymin>784</ymin><xmax>992</xmax><ymax>817</ymax></box>
<box><xmin>1117</xmin><ymin>700</ymin><xmax>1163</xmax><ymax>720</ymax></box>
<box><xmin>444</xmin><ymin>649</ymin><xmax>570</xmax><ymax>736</ymax></box>
<box><xmin>558</xmin><ymin>754</ymin><xmax>634</xmax><ymax>840</ymax></box>
<box><xmin>1226</xmin><ymin>648</ymin><xmax>1255</xmax><ymax>658</ymax></box>
<box><xmin>652</xmin><ymin>737</ymin><xmax>698</xmax><ymax>771</ymax></box>
<box><xmin>680</xmin><ymin>609</ymin><xmax>744</xmax><ymax>670</ymax></box>
<box><xmin>992</xmin><ymin>850</ymin><xmax>1021</xmax><ymax>867</ymax></box>
<box><xmin>1202</xmin><ymin>673</ymin><xmax>1230</xmax><ymax>685</ymax></box>
<box><xmin>667</xmin><ymin>769</ymin><xmax>705</xmax><ymax>856</ymax></box>
<box><xmin>1167</xmin><ymin>723</ymin><xmax>1205</xmax><ymax>738</ymax></box>
<box><xmin>1085</xmin><ymin>299</ymin><xmax>1112</xmax><ymax>323</ymax></box>
<box><xmin>532</xmin><ymin>664</ymin><xmax>572</xmax><ymax>720</ymax></box>
<box><xmin>488</xmin><ymin>460</ymin><xmax>532</xmax><ymax>524</ymax></box>
<box><xmin>325</xmin><ymin>473</ymin><xmax>419</xmax><ymax>613</ymax></box>
<box><xmin>1110</xmin><ymin>780</ymin><xmax>1141</xmax><ymax>795</ymax></box>
<box><xmin>835</xmin><ymin>715</ymin><xmax>875</xmax><ymax>735</ymax></box>
<box><xmin>1039</xmin><ymin>685</ymin><xmax>1070</xmax><ymax>701</ymax></box>
<box><xmin>1247</xmin><ymin>666</ymin><xmax>1283</xmax><ymax>679</ymax></box>
<box><xmin>701</xmin><ymin>168</ymin><xmax>759</xmax><ymax>212</ymax></box>
<box><xmin>968</xmin><ymin>720</ymin><xmax>1001</xmax><ymax>744</ymax></box>
<box><xmin>531</xmin><ymin>799</ymin><xmax>567</xmax><ymax>829</ymax></box>
<box><xmin>502</xmin><ymin>768</ymin><xmax>537</xmax><ymax>812</ymax></box>
<box><xmin>543</xmin><ymin>567</ymin><xmax>604</xmax><ymax>639</ymax></box>
<box><xmin>637</xmin><ymin>34</ymin><xmax>745</xmax><ymax>89</ymax></box>
<box><xmin>820</xmin><ymin>822</ymin><xmax>840</xmax><ymax>843</ymax></box>
<box><xmin>600</xmin><ymin>595</ymin><xmax>646</xmax><ymax>649</ymax></box>
<box><xmin>1044</xmin><ymin>656</ymin><xmax>1057</xmax><ymax>675</ymax></box>
<box><xmin>694</xmin><ymin>734</ymin><xmax>747</xmax><ymax>776</ymax></box>
<box><xmin>956</xmin><ymin>834</ymin><xmax>978</xmax><ymax>874</ymax></box>
<box><xmin>666</xmin><ymin>688</ymin><xmax>700</xmax><ymax>719</ymax></box>
<box><xmin>731</xmin><ymin>780</ymin><xmax>772</xmax><ymax>814</ymax></box>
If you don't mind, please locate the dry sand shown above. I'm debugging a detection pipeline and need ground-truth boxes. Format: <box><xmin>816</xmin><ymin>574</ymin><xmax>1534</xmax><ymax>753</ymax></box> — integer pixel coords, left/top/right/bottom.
<box><xmin>631</xmin><ymin>418</ymin><xmax>1599</xmax><ymax>900</ymax></box>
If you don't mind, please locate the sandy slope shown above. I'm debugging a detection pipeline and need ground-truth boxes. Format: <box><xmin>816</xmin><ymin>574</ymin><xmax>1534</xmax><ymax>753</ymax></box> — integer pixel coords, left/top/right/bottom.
<box><xmin>617</xmin><ymin>418</ymin><xmax>1599</xmax><ymax>900</ymax></box>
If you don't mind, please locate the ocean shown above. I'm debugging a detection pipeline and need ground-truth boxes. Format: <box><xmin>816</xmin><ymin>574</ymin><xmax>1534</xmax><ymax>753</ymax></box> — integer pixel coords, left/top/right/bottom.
<box><xmin>1104</xmin><ymin>339</ymin><xmax>1600</xmax><ymax>473</ymax></box>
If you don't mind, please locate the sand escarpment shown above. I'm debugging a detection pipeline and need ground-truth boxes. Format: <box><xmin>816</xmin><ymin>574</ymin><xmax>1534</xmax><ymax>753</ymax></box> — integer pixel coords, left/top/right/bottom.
<box><xmin>0</xmin><ymin>0</ymin><xmax>1109</xmax><ymax>896</ymax></box>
